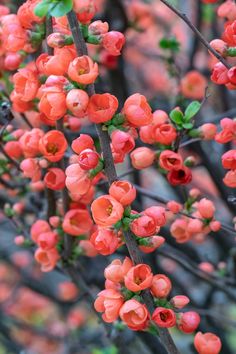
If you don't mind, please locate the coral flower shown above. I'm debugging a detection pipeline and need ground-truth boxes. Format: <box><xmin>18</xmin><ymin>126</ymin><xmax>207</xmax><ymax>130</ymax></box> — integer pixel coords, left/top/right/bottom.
<box><xmin>180</xmin><ymin>70</ymin><xmax>207</xmax><ymax>100</ymax></box>
<box><xmin>71</xmin><ymin>134</ymin><xmax>94</xmax><ymax>154</ymax></box>
<box><xmin>44</xmin><ymin>168</ymin><xmax>66</xmax><ymax>190</ymax></box>
<box><xmin>124</xmin><ymin>264</ymin><xmax>153</xmax><ymax>292</ymax></box>
<box><xmin>66</xmin><ymin>89</ymin><xmax>89</xmax><ymax>118</ymax></box>
<box><xmin>104</xmin><ymin>257</ymin><xmax>133</xmax><ymax>283</ymax></box>
<box><xmin>90</xmin><ymin>228</ymin><xmax>119</xmax><ymax>255</ymax></box>
<box><xmin>151</xmin><ymin>274</ymin><xmax>172</xmax><ymax>298</ymax></box>
<box><xmin>130</xmin><ymin>147</ymin><xmax>155</xmax><ymax>169</ymax></box>
<box><xmin>39</xmin><ymin>130</ymin><xmax>68</xmax><ymax>162</ymax></box>
<box><xmin>130</xmin><ymin>215</ymin><xmax>157</xmax><ymax>237</ymax></box>
<box><xmin>119</xmin><ymin>299</ymin><xmax>149</xmax><ymax>331</ymax></box>
<box><xmin>68</xmin><ymin>55</ymin><xmax>99</xmax><ymax>85</ymax></box>
<box><xmin>31</xmin><ymin>220</ymin><xmax>51</xmax><ymax>243</ymax></box>
<box><xmin>13</xmin><ymin>68</ymin><xmax>39</xmax><ymax>102</ymax></box>
<box><xmin>39</xmin><ymin>90</ymin><xmax>67</xmax><ymax>121</ymax></box>
<box><xmin>87</xmin><ymin>93</ymin><xmax>118</xmax><ymax>123</ymax></box>
<box><xmin>194</xmin><ymin>332</ymin><xmax>222</xmax><ymax>354</ymax></box>
<box><xmin>102</xmin><ymin>31</ymin><xmax>125</xmax><ymax>56</ymax></box>
<box><xmin>123</xmin><ymin>93</ymin><xmax>152</xmax><ymax>127</ymax></box>
<box><xmin>34</xmin><ymin>247</ymin><xmax>60</xmax><ymax>272</ymax></box>
<box><xmin>62</xmin><ymin>209</ymin><xmax>93</xmax><ymax>236</ymax></box>
<box><xmin>178</xmin><ymin>311</ymin><xmax>200</xmax><ymax>334</ymax></box>
<box><xmin>73</xmin><ymin>0</ymin><xmax>96</xmax><ymax>24</ymax></box>
<box><xmin>91</xmin><ymin>195</ymin><xmax>124</xmax><ymax>227</ymax></box>
<box><xmin>94</xmin><ymin>289</ymin><xmax>124</xmax><ymax>323</ymax></box>
<box><xmin>159</xmin><ymin>150</ymin><xmax>183</xmax><ymax>171</ymax></box>
<box><xmin>152</xmin><ymin>307</ymin><xmax>176</xmax><ymax>328</ymax></box>
<box><xmin>109</xmin><ymin>180</ymin><xmax>136</xmax><ymax>206</ymax></box>
<box><xmin>65</xmin><ymin>163</ymin><xmax>92</xmax><ymax>195</ymax></box>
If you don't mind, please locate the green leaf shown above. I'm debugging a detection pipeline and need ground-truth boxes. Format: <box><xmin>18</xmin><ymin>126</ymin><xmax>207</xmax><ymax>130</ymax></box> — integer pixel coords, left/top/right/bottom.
<box><xmin>182</xmin><ymin>122</ymin><xmax>194</xmax><ymax>130</ymax></box>
<box><xmin>50</xmin><ymin>0</ymin><xmax>73</xmax><ymax>17</ymax></box>
<box><xmin>184</xmin><ymin>101</ymin><xmax>201</xmax><ymax>121</ymax></box>
<box><xmin>169</xmin><ymin>109</ymin><xmax>184</xmax><ymax>125</ymax></box>
<box><xmin>159</xmin><ymin>36</ymin><xmax>180</xmax><ymax>52</ymax></box>
<box><xmin>34</xmin><ymin>1</ymin><xmax>50</xmax><ymax>17</ymax></box>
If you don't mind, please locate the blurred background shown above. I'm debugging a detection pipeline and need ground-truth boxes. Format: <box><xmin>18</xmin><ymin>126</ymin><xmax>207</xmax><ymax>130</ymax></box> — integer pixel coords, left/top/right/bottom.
<box><xmin>0</xmin><ymin>0</ymin><xmax>236</xmax><ymax>353</ymax></box>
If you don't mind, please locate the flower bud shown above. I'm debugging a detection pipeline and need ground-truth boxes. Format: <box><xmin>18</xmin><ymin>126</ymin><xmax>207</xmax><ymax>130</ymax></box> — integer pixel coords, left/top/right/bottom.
<box><xmin>170</xmin><ymin>295</ymin><xmax>190</xmax><ymax>309</ymax></box>
<box><xmin>178</xmin><ymin>311</ymin><xmax>200</xmax><ymax>333</ymax></box>
<box><xmin>130</xmin><ymin>147</ymin><xmax>155</xmax><ymax>169</ymax></box>
<box><xmin>78</xmin><ymin>148</ymin><xmax>99</xmax><ymax>170</ymax></box>
<box><xmin>151</xmin><ymin>274</ymin><xmax>172</xmax><ymax>298</ymax></box>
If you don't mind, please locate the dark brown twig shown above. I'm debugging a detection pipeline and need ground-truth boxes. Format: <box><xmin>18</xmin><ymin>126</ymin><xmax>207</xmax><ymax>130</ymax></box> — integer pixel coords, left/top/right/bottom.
<box><xmin>66</xmin><ymin>9</ymin><xmax>180</xmax><ymax>354</ymax></box>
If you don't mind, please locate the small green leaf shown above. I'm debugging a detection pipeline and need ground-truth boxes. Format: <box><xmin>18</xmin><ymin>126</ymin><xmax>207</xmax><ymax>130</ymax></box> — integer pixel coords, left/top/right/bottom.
<box><xmin>169</xmin><ymin>109</ymin><xmax>184</xmax><ymax>125</ymax></box>
<box><xmin>182</xmin><ymin>122</ymin><xmax>194</xmax><ymax>130</ymax></box>
<box><xmin>34</xmin><ymin>0</ymin><xmax>50</xmax><ymax>17</ymax></box>
<box><xmin>184</xmin><ymin>101</ymin><xmax>201</xmax><ymax>121</ymax></box>
<box><xmin>159</xmin><ymin>36</ymin><xmax>180</xmax><ymax>52</ymax></box>
<box><xmin>50</xmin><ymin>0</ymin><xmax>73</xmax><ymax>17</ymax></box>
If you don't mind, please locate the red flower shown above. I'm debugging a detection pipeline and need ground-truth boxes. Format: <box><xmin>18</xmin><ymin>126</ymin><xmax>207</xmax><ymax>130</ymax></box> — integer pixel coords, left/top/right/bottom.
<box><xmin>167</xmin><ymin>166</ymin><xmax>192</xmax><ymax>185</ymax></box>
<box><xmin>152</xmin><ymin>307</ymin><xmax>176</xmax><ymax>328</ymax></box>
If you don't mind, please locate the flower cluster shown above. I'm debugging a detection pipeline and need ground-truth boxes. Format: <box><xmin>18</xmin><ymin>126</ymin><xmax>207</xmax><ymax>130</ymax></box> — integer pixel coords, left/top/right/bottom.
<box><xmin>169</xmin><ymin>190</ymin><xmax>221</xmax><ymax>243</ymax></box>
<box><xmin>95</xmin><ymin>257</ymin><xmax>203</xmax><ymax>335</ymax></box>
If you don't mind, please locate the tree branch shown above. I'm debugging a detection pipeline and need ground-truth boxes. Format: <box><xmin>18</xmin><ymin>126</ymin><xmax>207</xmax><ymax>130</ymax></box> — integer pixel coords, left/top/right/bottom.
<box><xmin>66</xmin><ymin>9</ymin><xmax>180</xmax><ymax>354</ymax></box>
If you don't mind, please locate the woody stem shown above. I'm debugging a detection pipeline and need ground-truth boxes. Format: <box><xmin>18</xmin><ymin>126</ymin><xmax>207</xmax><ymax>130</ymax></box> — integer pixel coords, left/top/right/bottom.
<box><xmin>67</xmin><ymin>9</ymin><xmax>180</xmax><ymax>354</ymax></box>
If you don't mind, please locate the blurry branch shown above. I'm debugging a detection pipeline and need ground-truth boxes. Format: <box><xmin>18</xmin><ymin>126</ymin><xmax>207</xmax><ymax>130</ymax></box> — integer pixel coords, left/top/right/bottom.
<box><xmin>45</xmin><ymin>188</ymin><xmax>57</xmax><ymax>218</ymax></box>
<box><xmin>0</xmin><ymin>322</ymin><xmax>23</xmax><ymax>353</ymax></box>
<box><xmin>188</xmin><ymin>0</ymin><xmax>202</xmax><ymax>71</ymax></box>
<box><xmin>67</xmin><ymin>9</ymin><xmax>180</xmax><ymax>354</ymax></box>
<box><xmin>19</xmin><ymin>112</ymin><xmax>33</xmax><ymax>129</ymax></box>
<box><xmin>0</xmin><ymin>308</ymin><xmax>64</xmax><ymax>341</ymax></box>
<box><xmin>158</xmin><ymin>245</ymin><xmax>236</xmax><ymax>302</ymax></box>
<box><xmin>191</xmin><ymin>309</ymin><xmax>236</xmax><ymax>328</ymax></box>
<box><xmin>45</xmin><ymin>16</ymin><xmax>54</xmax><ymax>56</ymax></box>
<box><xmin>179</xmin><ymin>138</ymin><xmax>201</xmax><ymax>147</ymax></box>
<box><xmin>159</xmin><ymin>0</ymin><xmax>231</xmax><ymax>69</ymax></box>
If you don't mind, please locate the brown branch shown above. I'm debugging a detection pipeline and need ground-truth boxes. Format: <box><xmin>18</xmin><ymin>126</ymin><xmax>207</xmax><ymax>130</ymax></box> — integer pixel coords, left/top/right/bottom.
<box><xmin>45</xmin><ymin>188</ymin><xmax>56</xmax><ymax>218</ymax></box>
<box><xmin>20</xmin><ymin>113</ymin><xmax>33</xmax><ymax>129</ymax></box>
<box><xmin>159</xmin><ymin>0</ymin><xmax>231</xmax><ymax>69</ymax></box>
<box><xmin>67</xmin><ymin>9</ymin><xmax>180</xmax><ymax>354</ymax></box>
<box><xmin>55</xmin><ymin>119</ymin><xmax>73</xmax><ymax>259</ymax></box>
<box><xmin>46</xmin><ymin>16</ymin><xmax>54</xmax><ymax>56</ymax></box>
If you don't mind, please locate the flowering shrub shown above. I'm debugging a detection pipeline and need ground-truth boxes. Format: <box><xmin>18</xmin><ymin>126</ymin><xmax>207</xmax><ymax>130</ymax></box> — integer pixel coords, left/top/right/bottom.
<box><xmin>0</xmin><ymin>0</ymin><xmax>235</xmax><ymax>353</ymax></box>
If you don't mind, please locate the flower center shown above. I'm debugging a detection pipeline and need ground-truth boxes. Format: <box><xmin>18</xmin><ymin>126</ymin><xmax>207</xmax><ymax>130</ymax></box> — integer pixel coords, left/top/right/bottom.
<box><xmin>46</xmin><ymin>142</ymin><xmax>58</xmax><ymax>154</ymax></box>
<box><xmin>106</xmin><ymin>205</ymin><xmax>113</xmax><ymax>216</ymax></box>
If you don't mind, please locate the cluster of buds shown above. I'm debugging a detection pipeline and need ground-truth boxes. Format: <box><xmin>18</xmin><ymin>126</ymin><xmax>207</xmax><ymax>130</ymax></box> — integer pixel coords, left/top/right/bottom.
<box><xmin>170</xmin><ymin>190</ymin><xmax>221</xmax><ymax>243</ymax></box>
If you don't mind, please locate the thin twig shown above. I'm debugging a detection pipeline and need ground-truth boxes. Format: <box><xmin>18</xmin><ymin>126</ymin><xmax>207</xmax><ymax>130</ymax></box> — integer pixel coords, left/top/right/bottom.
<box><xmin>158</xmin><ymin>245</ymin><xmax>236</xmax><ymax>302</ymax></box>
<box><xmin>159</xmin><ymin>0</ymin><xmax>231</xmax><ymax>69</ymax></box>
